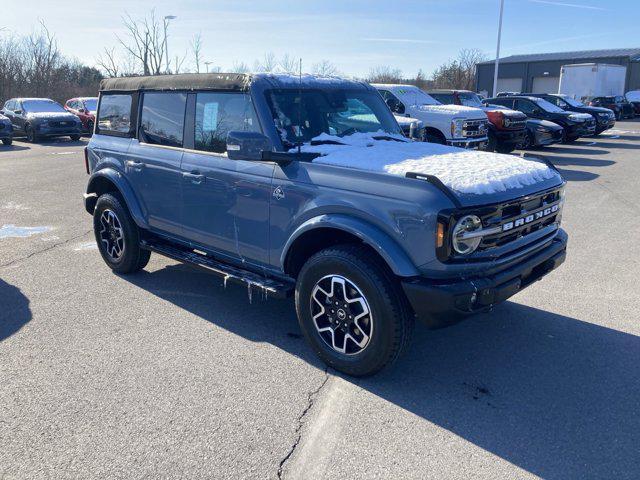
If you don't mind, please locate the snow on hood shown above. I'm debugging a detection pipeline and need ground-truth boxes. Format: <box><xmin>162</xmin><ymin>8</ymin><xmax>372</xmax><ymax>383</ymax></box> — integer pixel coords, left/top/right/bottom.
<box><xmin>415</xmin><ymin>104</ymin><xmax>486</xmax><ymax>117</ymax></box>
<box><xmin>26</xmin><ymin>111</ymin><xmax>78</xmax><ymax>120</ymax></box>
<box><xmin>301</xmin><ymin>132</ymin><xmax>558</xmax><ymax>196</ymax></box>
<box><xmin>625</xmin><ymin>91</ymin><xmax>640</xmax><ymax>102</ymax></box>
<box><xmin>394</xmin><ymin>115</ymin><xmax>422</xmax><ymax>125</ymax></box>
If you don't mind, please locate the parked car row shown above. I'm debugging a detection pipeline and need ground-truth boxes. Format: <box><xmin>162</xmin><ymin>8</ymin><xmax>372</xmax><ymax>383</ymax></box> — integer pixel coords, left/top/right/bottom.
<box><xmin>0</xmin><ymin>97</ymin><xmax>97</xmax><ymax>144</ymax></box>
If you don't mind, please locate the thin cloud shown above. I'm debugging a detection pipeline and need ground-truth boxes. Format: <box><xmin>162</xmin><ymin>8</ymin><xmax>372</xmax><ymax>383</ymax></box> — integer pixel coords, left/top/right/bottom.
<box><xmin>361</xmin><ymin>37</ymin><xmax>439</xmax><ymax>44</ymax></box>
<box><xmin>510</xmin><ymin>32</ymin><xmax>610</xmax><ymax>50</ymax></box>
<box><xmin>528</xmin><ymin>0</ymin><xmax>607</xmax><ymax>11</ymax></box>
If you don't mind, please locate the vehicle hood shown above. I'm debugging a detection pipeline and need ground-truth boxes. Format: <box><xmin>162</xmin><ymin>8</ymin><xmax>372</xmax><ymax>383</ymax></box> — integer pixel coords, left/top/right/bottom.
<box><xmin>411</xmin><ymin>104</ymin><xmax>487</xmax><ymax>119</ymax></box>
<box><xmin>481</xmin><ymin>106</ymin><xmax>526</xmax><ymax>119</ymax></box>
<box><xmin>570</xmin><ymin>105</ymin><xmax>612</xmax><ymax>115</ymax></box>
<box><xmin>26</xmin><ymin>111</ymin><xmax>79</xmax><ymax>122</ymax></box>
<box><xmin>526</xmin><ymin>118</ymin><xmax>563</xmax><ymax>131</ymax></box>
<box><xmin>566</xmin><ymin>112</ymin><xmax>593</xmax><ymax>121</ymax></box>
<box><xmin>301</xmin><ymin>132</ymin><xmax>562</xmax><ymax>207</ymax></box>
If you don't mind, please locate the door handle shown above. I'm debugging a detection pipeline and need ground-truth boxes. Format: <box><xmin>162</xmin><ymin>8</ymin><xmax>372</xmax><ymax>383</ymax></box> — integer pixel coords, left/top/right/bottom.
<box><xmin>126</xmin><ymin>160</ymin><xmax>145</xmax><ymax>171</ymax></box>
<box><xmin>183</xmin><ymin>171</ymin><xmax>205</xmax><ymax>185</ymax></box>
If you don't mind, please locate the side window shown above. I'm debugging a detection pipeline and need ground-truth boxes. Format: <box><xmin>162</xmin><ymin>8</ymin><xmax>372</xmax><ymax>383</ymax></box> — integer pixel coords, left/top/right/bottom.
<box><xmin>194</xmin><ymin>92</ymin><xmax>260</xmax><ymax>153</ymax></box>
<box><xmin>4</xmin><ymin>100</ymin><xmax>14</xmax><ymax>111</ymax></box>
<box><xmin>380</xmin><ymin>90</ymin><xmax>405</xmax><ymax>114</ymax></box>
<box><xmin>139</xmin><ymin>92</ymin><xmax>187</xmax><ymax>147</ymax></box>
<box><xmin>97</xmin><ymin>94</ymin><xmax>132</xmax><ymax>135</ymax></box>
<box><xmin>515</xmin><ymin>99</ymin><xmax>536</xmax><ymax>114</ymax></box>
<box><xmin>546</xmin><ymin>96</ymin><xmax>560</xmax><ymax>107</ymax></box>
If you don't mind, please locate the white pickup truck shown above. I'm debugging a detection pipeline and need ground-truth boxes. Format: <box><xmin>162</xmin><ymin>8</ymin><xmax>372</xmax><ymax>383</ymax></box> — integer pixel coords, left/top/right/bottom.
<box><xmin>373</xmin><ymin>84</ymin><xmax>489</xmax><ymax>148</ymax></box>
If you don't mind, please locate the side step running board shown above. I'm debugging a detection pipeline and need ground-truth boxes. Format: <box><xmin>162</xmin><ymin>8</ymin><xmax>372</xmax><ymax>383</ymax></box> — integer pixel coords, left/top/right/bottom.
<box><xmin>140</xmin><ymin>240</ymin><xmax>294</xmax><ymax>299</ymax></box>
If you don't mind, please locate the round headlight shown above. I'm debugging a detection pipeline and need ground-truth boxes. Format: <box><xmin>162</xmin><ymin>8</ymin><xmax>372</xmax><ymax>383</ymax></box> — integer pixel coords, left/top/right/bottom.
<box><xmin>452</xmin><ymin>215</ymin><xmax>482</xmax><ymax>255</ymax></box>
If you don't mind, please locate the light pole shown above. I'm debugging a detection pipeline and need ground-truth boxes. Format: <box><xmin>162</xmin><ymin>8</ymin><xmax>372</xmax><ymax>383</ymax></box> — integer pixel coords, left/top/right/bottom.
<box><xmin>164</xmin><ymin>15</ymin><xmax>177</xmax><ymax>74</ymax></box>
<box><xmin>492</xmin><ymin>0</ymin><xmax>505</xmax><ymax>97</ymax></box>
<box><xmin>204</xmin><ymin>61</ymin><xmax>213</xmax><ymax>73</ymax></box>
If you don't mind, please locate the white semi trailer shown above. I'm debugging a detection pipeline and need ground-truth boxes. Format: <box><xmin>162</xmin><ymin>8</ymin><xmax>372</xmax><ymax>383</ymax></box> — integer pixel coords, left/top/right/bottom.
<box><xmin>559</xmin><ymin>63</ymin><xmax>627</xmax><ymax>101</ymax></box>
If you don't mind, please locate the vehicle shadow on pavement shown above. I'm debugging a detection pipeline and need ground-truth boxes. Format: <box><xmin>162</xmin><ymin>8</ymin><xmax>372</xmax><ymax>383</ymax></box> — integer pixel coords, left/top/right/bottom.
<box><xmin>545</xmin><ymin>146</ymin><xmax>610</xmax><ymax>155</ymax></box>
<box><xmin>368</xmin><ymin>302</ymin><xmax>640</xmax><ymax>479</ymax></box>
<box><xmin>0</xmin><ymin>144</ymin><xmax>30</xmax><ymax>153</ymax></box>
<box><xmin>0</xmin><ymin>278</ymin><xmax>32</xmax><ymax>341</ymax></box>
<box><xmin>124</xmin><ymin>263</ymin><xmax>640</xmax><ymax>478</ymax></box>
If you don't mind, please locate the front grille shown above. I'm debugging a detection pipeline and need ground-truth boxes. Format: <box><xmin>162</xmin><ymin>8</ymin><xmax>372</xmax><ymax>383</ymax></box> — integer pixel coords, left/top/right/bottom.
<box><xmin>50</xmin><ymin>121</ymin><xmax>73</xmax><ymax>128</ymax></box>
<box><xmin>506</xmin><ymin>119</ymin><xmax>526</xmax><ymax>130</ymax></box>
<box><xmin>475</xmin><ymin>187</ymin><xmax>563</xmax><ymax>252</ymax></box>
<box><xmin>462</xmin><ymin>119</ymin><xmax>488</xmax><ymax>138</ymax></box>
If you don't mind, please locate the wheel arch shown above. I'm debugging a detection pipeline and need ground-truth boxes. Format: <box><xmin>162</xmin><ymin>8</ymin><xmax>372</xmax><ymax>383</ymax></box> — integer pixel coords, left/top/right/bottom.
<box><xmin>85</xmin><ymin>168</ymin><xmax>147</xmax><ymax>228</ymax></box>
<box><xmin>282</xmin><ymin>215</ymin><xmax>420</xmax><ymax>279</ymax></box>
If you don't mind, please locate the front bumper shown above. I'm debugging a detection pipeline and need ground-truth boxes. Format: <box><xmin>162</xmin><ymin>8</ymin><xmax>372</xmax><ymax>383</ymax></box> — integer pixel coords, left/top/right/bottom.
<box><xmin>448</xmin><ymin>135</ymin><xmax>488</xmax><ymax>149</ymax></box>
<box><xmin>565</xmin><ymin>122</ymin><xmax>594</xmax><ymax>138</ymax></box>
<box><xmin>534</xmin><ymin>128</ymin><xmax>563</xmax><ymax>146</ymax></box>
<box><xmin>37</xmin><ymin>127</ymin><xmax>81</xmax><ymax>137</ymax></box>
<box><xmin>401</xmin><ymin>229</ymin><xmax>567</xmax><ymax>329</ymax></box>
<box><xmin>494</xmin><ymin>128</ymin><xmax>526</xmax><ymax>145</ymax></box>
<box><xmin>595</xmin><ymin>117</ymin><xmax>615</xmax><ymax>132</ymax></box>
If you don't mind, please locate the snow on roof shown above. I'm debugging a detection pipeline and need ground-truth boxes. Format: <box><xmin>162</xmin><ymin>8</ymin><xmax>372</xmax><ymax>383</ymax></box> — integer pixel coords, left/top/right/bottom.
<box><xmin>301</xmin><ymin>132</ymin><xmax>557</xmax><ymax>196</ymax></box>
<box><xmin>253</xmin><ymin>73</ymin><xmax>368</xmax><ymax>89</ymax></box>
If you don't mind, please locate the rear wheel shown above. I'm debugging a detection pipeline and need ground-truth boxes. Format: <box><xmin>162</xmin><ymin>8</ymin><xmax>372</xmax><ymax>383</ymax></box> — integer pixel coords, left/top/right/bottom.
<box><xmin>93</xmin><ymin>193</ymin><xmax>150</xmax><ymax>274</ymax></box>
<box><xmin>295</xmin><ymin>245</ymin><xmax>414</xmax><ymax>376</ymax></box>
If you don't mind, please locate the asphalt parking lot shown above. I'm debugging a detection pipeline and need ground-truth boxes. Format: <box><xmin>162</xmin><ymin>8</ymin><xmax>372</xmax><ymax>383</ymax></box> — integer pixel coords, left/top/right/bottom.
<box><xmin>1</xmin><ymin>122</ymin><xmax>639</xmax><ymax>479</ymax></box>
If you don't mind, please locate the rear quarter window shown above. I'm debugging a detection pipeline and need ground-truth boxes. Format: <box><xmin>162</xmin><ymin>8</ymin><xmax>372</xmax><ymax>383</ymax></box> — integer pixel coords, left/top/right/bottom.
<box><xmin>97</xmin><ymin>94</ymin><xmax>133</xmax><ymax>136</ymax></box>
<box><xmin>139</xmin><ymin>92</ymin><xmax>187</xmax><ymax>148</ymax></box>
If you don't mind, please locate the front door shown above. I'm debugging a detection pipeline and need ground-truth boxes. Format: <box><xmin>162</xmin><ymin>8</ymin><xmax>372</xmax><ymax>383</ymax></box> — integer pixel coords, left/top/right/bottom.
<box><xmin>180</xmin><ymin>91</ymin><xmax>272</xmax><ymax>266</ymax></box>
<box><xmin>126</xmin><ymin>91</ymin><xmax>187</xmax><ymax>237</ymax></box>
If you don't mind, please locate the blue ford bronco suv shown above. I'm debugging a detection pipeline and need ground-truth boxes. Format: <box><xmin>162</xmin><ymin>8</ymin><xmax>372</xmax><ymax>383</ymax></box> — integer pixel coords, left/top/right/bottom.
<box><xmin>84</xmin><ymin>73</ymin><xmax>567</xmax><ymax>376</ymax></box>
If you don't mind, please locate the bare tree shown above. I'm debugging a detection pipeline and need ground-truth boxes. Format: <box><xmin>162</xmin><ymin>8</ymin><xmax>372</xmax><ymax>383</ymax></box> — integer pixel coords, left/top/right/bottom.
<box><xmin>116</xmin><ymin>10</ymin><xmax>167</xmax><ymax>76</ymax></box>
<box><xmin>190</xmin><ymin>33</ymin><xmax>203</xmax><ymax>73</ymax></box>
<box><xmin>232</xmin><ymin>61</ymin><xmax>250</xmax><ymax>73</ymax></box>
<box><xmin>252</xmin><ymin>52</ymin><xmax>277</xmax><ymax>73</ymax></box>
<box><xmin>278</xmin><ymin>54</ymin><xmax>298</xmax><ymax>74</ymax></box>
<box><xmin>173</xmin><ymin>52</ymin><xmax>187</xmax><ymax>74</ymax></box>
<box><xmin>431</xmin><ymin>48</ymin><xmax>487</xmax><ymax>90</ymax></box>
<box><xmin>96</xmin><ymin>47</ymin><xmax>120</xmax><ymax>77</ymax></box>
<box><xmin>312</xmin><ymin>60</ymin><xmax>338</xmax><ymax>76</ymax></box>
<box><xmin>367</xmin><ymin>66</ymin><xmax>403</xmax><ymax>83</ymax></box>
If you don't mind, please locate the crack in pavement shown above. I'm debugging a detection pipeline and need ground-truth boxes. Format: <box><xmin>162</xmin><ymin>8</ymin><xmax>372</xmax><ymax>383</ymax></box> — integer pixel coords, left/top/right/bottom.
<box><xmin>277</xmin><ymin>367</ymin><xmax>330</xmax><ymax>479</ymax></box>
<box><xmin>0</xmin><ymin>229</ymin><xmax>93</xmax><ymax>269</ymax></box>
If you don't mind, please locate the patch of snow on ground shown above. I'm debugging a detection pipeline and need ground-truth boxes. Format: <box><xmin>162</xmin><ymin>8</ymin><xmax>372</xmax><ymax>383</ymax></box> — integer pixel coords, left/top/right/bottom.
<box><xmin>0</xmin><ymin>224</ymin><xmax>52</xmax><ymax>239</ymax></box>
<box><xmin>302</xmin><ymin>132</ymin><xmax>557</xmax><ymax>195</ymax></box>
<box><xmin>1</xmin><ymin>202</ymin><xmax>30</xmax><ymax>210</ymax></box>
<box><xmin>74</xmin><ymin>241</ymin><xmax>97</xmax><ymax>251</ymax></box>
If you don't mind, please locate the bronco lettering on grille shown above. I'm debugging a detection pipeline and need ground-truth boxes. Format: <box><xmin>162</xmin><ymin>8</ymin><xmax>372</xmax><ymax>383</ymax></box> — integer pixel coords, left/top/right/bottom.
<box><xmin>502</xmin><ymin>204</ymin><xmax>560</xmax><ymax>232</ymax></box>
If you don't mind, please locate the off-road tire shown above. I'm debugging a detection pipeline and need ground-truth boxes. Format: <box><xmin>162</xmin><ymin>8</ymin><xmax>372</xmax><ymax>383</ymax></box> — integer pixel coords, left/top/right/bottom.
<box><xmin>295</xmin><ymin>244</ymin><xmax>414</xmax><ymax>376</ymax></box>
<box><xmin>93</xmin><ymin>193</ymin><xmax>150</xmax><ymax>274</ymax></box>
<box><xmin>1</xmin><ymin>138</ymin><xmax>11</xmax><ymax>146</ymax></box>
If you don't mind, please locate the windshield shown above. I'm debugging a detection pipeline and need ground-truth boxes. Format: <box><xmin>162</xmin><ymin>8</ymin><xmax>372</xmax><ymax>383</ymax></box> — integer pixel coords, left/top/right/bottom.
<box><xmin>84</xmin><ymin>98</ymin><xmax>98</xmax><ymax>111</ymax></box>
<box><xmin>532</xmin><ymin>98</ymin><xmax>565</xmax><ymax>113</ymax></box>
<box><xmin>266</xmin><ymin>89</ymin><xmax>402</xmax><ymax>149</ymax></box>
<box><xmin>458</xmin><ymin>92</ymin><xmax>483</xmax><ymax>107</ymax></box>
<box><xmin>559</xmin><ymin>96</ymin><xmax>584</xmax><ymax>107</ymax></box>
<box><xmin>22</xmin><ymin>100</ymin><xmax>66</xmax><ymax>113</ymax></box>
<box><xmin>392</xmin><ymin>87</ymin><xmax>440</xmax><ymax>106</ymax></box>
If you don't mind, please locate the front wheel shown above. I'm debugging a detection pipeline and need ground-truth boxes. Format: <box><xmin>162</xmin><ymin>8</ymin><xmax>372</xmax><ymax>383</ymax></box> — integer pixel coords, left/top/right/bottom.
<box><xmin>519</xmin><ymin>131</ymin><xmax>533</xmax><ymax>150</ymax></box>
<box><xmin>70</xmin><ymin>134</ymin><xmax>81</xmax><ymax>141</ymax></box>
<box><xmin>25</xmin><ymin>124</ymin><xmax>38</xmax><ymax>143</ymax></box>
<box><xmin>2</xmin><ymin>138</ymin><xmax>12</xmax><ymax>146</ymax></box>
<box><xmin>295</xmin><ymin>245</ymin><xmax>414</xmax><ymax>376</ymax></box>
<box><xmin>93</xmin><ymin>193</ymin><xmax>150</xmax><ymax>274</ymax></box>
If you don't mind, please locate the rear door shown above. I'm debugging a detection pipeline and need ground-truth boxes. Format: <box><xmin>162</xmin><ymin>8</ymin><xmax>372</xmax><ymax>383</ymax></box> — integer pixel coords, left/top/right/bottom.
<box><xmin>126</xmin><ymin>92</ymin><xmax>187</xmax><ymax>237</ymax></box>
<box><xmin>180</xmin><ymin>91</ymin><xmax>273</xmax><ymax>265</ymax></box>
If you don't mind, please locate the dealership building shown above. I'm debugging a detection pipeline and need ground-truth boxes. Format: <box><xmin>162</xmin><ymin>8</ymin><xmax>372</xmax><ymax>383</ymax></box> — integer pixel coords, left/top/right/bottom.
<box><xmin>475</xmin><ymin>48</ymin><xmax>640</xmax><ymax>95</ymax></box>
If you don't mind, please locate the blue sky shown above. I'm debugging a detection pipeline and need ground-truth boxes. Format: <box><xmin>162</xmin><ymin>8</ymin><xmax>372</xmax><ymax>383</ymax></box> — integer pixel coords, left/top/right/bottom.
<box><xmin>3</xmin><ymin>0</ymin><xmax>638</xmax><ymax>77</ymax></box>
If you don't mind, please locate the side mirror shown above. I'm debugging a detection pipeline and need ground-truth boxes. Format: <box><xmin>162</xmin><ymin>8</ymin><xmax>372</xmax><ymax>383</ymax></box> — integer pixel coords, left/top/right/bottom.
<box><xmin>226</xmin><ymin>131</ymin><xmax>273</xmax><ymax>161</ymax></box>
